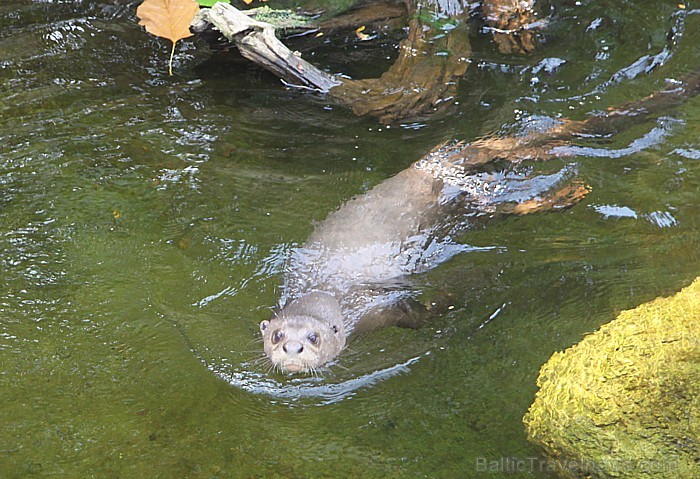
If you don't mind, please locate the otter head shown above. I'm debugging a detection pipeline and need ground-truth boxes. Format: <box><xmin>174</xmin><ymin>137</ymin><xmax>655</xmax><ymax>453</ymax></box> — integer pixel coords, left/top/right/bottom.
<box><xmin>259</xmin><ymin>292</ymin><xmax>346</xmax><ymax>374</ymax></box>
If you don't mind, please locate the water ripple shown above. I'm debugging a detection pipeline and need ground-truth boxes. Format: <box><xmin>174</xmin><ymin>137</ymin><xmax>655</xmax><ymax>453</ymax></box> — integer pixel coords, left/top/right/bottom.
<box><xmin>551</xmin><ymin>117</ymin><xmax>683</xmax><ymax>158</ymax></box>
<box><xmin>211</xmin><ymin>352</ymin><xmax>429</xmax><ymax>406</ymax></box>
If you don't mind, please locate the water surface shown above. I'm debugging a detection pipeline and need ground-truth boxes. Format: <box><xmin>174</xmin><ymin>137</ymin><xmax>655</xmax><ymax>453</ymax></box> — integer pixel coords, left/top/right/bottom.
<box><xmin>1</xmin><ymin>0</ymin><xmax>699</xmax><ymax>477</ymax></box>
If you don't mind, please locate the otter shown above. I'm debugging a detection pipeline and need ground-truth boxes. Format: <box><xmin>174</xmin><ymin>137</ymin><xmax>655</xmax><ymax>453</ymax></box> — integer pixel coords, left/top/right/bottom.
<box><xmin>260</xmin><ymin>69</ymin><xmax>700</xmax><ymax>374</ymax></box>
<box><xmin>260</xmin><ymin>292</ymin><xmax>345</xmax><ymax>373</ymax></box>
<box><xmin>260</xmin><ymin>165</ymin><xmax>443</xmax><ymax>373</ymax></box>
<box><xmin>259</xmin><ymin>145</ymin><xmax>583</xmax><ymax>373</ymax></box>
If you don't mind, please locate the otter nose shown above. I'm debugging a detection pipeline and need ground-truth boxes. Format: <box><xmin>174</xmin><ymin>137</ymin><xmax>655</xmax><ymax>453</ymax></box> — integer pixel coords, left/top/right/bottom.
<box><xmin>282</xmin><ymin>340</ymin><xmax>304</xmax><ymax>355</ymax></box>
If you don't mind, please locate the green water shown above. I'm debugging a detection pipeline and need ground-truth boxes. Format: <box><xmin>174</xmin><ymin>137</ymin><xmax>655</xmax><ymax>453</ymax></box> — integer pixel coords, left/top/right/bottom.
<box><xmin>1</xmin><ymin>0</ymin><xmax>699</xmax><ymax>477</ymax></box>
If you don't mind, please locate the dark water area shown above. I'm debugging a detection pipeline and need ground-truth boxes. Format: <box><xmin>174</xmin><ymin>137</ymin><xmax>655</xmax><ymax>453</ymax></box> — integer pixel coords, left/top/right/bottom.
<box><xmin>1</xmin><ymin>0</ymin><xmax>698</xmax><ymax>477</ymax></box>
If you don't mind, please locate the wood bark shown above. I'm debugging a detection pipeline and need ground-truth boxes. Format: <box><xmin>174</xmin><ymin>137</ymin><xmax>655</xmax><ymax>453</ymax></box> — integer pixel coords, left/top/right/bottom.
<box><xmin>192</xmin><ymin>4</ymin><xmax>341</xmax><ymax>92</ymax></box>
<box><xmin>193</xmin><ymin>1</ymin><xmax>473</xmax><ymax>123</ymax></box>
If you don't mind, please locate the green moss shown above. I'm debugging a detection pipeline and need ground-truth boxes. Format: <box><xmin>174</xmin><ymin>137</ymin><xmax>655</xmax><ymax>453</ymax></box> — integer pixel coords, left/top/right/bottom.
<box><xmin>524</xmin><ymin>278</ymin><xmax>700</xmax><ymax>479</ymax></box>
<box><xmin>247</xmin><ymin>6</ymin><xmax>316</xmax><ymax>30</ymax></box>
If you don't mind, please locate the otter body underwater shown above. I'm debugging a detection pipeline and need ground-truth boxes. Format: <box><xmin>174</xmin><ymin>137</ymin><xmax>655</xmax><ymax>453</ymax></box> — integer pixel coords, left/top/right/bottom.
<box><xmin>259</xmin><ymin>142</ymin><xmax>582</xmax><ymax>373</ymax></box>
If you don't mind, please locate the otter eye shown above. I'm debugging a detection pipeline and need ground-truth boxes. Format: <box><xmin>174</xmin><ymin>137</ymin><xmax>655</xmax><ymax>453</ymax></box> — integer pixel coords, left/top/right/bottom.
<box><xmin>307</xmin><ymin>333</ymin><xmax>319</xmax><ymax>346</ymax></box>
<box><xmin>271</xmin><ymin>330</ymin><xmax>284</xmax><ymax>344</ymax></box>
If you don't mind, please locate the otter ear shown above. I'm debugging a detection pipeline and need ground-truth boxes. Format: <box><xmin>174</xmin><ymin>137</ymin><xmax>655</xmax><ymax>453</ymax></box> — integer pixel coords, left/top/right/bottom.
<box><xmin>331</xmin><ymin>324</ymin><xmax>340</xmax><ymax>334</ymax></box>
<box><xmin>260</xmin><ymin>320</ymin><xmax>270</xmax><ymax>333</ymax></box>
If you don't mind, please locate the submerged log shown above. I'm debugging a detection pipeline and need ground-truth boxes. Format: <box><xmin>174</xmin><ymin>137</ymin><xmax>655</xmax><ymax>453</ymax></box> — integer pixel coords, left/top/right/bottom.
<box><xmin>332</xmin><ymin>16</ymin><xmax>471</xmax><ymax>123</ymax></box>
<box><xmin>193</xmin><ymin>0</ymin><xmax>545</xmax><ymax>123</ymax></box>
<box><xmin>193</xmin><ymin>1</ymin><xmax>472</xmax><ymax>123</ymax></box>
<box><xmin>192</xmin><ymin>2</ymin><xmax>700</xmax><ymax>164</ymax></box>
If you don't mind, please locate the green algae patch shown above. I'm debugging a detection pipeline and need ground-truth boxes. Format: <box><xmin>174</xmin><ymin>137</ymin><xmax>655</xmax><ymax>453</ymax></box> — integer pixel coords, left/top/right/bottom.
<box><xmin>524</xmin><ymin>278</ymin><xmax>700</xmax><ymax>479</ymax></box>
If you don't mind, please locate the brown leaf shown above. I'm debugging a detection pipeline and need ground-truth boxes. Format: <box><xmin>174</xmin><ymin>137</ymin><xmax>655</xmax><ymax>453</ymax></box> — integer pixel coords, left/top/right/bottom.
<box><xmin>137</xmin><ymin>0</ymin><xmax>199</xmax><ymax>44</ymax></box>
<box><xmin>355</xmin><ymin>25</ymin><xmax>370</xmax><ymax>41</ymax></box>
<box><xmin>136</xmin><ymin>0</ymin><xmax>199</xmax><ymax>75</ymax></box>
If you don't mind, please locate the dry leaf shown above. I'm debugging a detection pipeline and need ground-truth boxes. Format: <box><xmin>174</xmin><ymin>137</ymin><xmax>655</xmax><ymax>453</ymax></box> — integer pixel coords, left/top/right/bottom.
<box><xmin>355</xmin><ymin>25</ymin><xmax>370</xmax><ymax>41</ymax></box>
<box><xmin>137</xmin><ymin>0</ymin><xmax>199</xmax><ymax>42</ymax></box>
<box><xmin>136</xmin><ymin>0</ymin><xmax>200</xmax><ymax>75</ymax></box>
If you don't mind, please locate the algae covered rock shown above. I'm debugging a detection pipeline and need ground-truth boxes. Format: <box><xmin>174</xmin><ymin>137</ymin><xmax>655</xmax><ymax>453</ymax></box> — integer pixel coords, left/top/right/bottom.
<box><xmin>524</xmin><ymin>278</ymin><xmax>700</xmax><ymax>479</ymax></box>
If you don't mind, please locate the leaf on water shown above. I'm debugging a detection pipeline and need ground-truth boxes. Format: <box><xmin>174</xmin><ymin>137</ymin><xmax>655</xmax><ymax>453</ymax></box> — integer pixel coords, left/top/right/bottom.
<box><xmin>136</xmin><ymin>0</ymin><xmax>200</xmax><ymax>75</ymax></box>
<box><xmin>137</xmin><ymin>0</ymin><xmax>199</xmax><ymax>42</ymax></box>
<box><xmin>355</xmin><ymin>25</ymin><xmax>370</xmax><ymax>41</ymax></box>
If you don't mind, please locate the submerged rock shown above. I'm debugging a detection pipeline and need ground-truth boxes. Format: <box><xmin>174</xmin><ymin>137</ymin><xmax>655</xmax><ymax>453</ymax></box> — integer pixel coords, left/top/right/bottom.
<box><xmin>523</xmin><ymin>278</ymin><xmax>700</xmax><ymax>479</ymax></box>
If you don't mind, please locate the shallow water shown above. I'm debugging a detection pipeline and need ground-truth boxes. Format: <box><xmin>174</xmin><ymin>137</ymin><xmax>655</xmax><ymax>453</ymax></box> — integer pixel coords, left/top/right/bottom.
<box><xmin>1</xmin><ymin>0</ymin><xmax>699</xmax><ymax>477</ymax></box>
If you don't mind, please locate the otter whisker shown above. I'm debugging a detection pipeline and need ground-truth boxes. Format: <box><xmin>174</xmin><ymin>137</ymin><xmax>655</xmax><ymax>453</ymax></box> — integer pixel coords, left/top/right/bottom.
<box><xmin>237</xmin><ymin>349</ymin><xmax>267</xmax><ymax>355</ymax></box>
<box><xmin>248</xmin><ymin>355</ymin><xmax>269</xmax><ymax>367</ymax></box>
<box><xmin>329</xmin><ymin>362</ymin><xmax>348</xmax><ymax>372</ymax></box>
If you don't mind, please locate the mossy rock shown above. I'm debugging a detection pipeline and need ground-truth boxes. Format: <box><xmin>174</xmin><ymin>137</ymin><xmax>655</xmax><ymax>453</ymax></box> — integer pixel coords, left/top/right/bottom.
<box><xmin>524</xmin><ymin>278</ymin><xmax>700</xmax><ymax>479</ymax></box>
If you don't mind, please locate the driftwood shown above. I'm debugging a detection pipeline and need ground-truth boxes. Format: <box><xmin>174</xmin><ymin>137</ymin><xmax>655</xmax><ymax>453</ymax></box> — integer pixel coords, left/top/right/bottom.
<box><xmin>192</xmin><ymin>3</ymin><xmax>470</xmax><ymax>123</ymax></box>
<box><xmin>192</xmin><ymin>5</ymin><xmax>341</xmax><ymax>92</ymax></box>
<box><xmin>192</xmin><ymin>1</ymin><xmax>700</xmax><ymax>166</ymax></box>
<box><xmin>192</xmin><ymin>1</ymin><xmax>469</xmax><ymax>122</ymax></box>
<box><xmin>333</xmin><ymin>15</ymin><xmax>470</xmax><ymax>122</ymax></box>
<box><xmin>194</xmin><ymin>0</ymin><xmax>534</xmax><ymax>123</ymax></box>
<box><xmin>423</xmin><ymin>64</ymin><xmax>700</xmax><ymax>170</ymax></box>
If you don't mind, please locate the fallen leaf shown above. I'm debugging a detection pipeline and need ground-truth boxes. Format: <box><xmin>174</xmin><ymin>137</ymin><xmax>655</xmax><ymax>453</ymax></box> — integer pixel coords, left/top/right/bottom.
<box><xmin>355</xmin><ymin>25</ymin><xmax>370</xmax><ymax>41</ymax></box>
<box><xmin>136</xmin><ymin>0</ymin><xmax>200</xmax><ymax>75</ymax></box>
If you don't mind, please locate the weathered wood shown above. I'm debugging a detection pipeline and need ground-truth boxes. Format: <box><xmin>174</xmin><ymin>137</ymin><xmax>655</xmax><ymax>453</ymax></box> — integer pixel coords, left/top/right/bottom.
<box><xmin>192</xmin><ymin>1</ymin><xmax>700</xmax><ymax>164</ymax></box>
<box><xmin>192</xmin><ymin>3</ymin><xmax>341</xmax><ymax>92</ymax></box>
<box><xmin>332</xmin><ymin>17</ymin><xmax>471</xmax><ymax>123</ymax></box>
<box><xmin>192</xmin><ymin>1</ymin><xmax>473</xmax><ymax>123</ymax></box>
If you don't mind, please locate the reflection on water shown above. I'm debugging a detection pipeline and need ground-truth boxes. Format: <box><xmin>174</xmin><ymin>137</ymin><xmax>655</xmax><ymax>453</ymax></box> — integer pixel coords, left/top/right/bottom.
<box><xmin>592</xmin><ymin>204</ymin><xmax>638</xmax><ymax>219</ymax></box>
<box><xmin>212</xmin><ymin>353</ymin><xmax>427</xmax><ymax>406</ymax></box>
<box><xmin>1</xmin><ymin>0</ymin><xmax>699</xmax><ymax>477</ymax></box>
<box><xmin>551</xmin><ymin>117</ymin><xmax>683</xmax><ymax>158</ymax></box>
